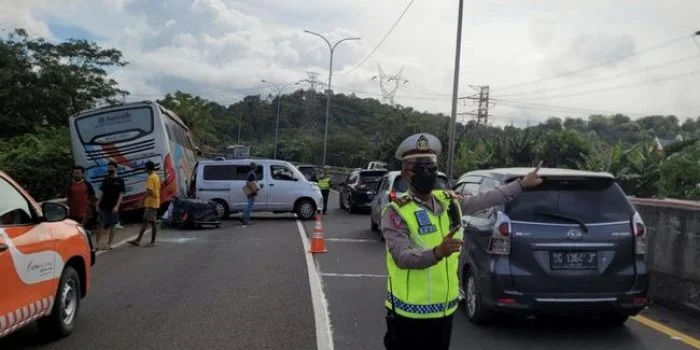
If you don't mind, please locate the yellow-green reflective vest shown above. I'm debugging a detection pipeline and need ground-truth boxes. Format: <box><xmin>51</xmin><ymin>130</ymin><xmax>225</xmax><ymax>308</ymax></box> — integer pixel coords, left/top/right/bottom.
<box><xmin>383</xmin><ymin>190</ymin><xmax>464</xmax><ymax>319</ymax></box>
<box><xmin>318</xmin><ymin>177</ymin><xmax>331</xmax><ymax>190</ymax></box>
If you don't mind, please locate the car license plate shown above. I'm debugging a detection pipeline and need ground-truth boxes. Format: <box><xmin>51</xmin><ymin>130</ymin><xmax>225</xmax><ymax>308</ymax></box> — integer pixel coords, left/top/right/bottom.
<box><xmin>550</xmin><ymin>251</ymin><xmax>597</xmax><ymax>270</ymax></box>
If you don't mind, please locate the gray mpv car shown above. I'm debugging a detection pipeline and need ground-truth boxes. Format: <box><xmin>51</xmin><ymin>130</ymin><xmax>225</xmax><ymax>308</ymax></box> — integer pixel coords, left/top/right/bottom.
<box><xmin>455</xmin><ymin>168</ymin><xmax>649</xmax><ymax>326</ymax></box>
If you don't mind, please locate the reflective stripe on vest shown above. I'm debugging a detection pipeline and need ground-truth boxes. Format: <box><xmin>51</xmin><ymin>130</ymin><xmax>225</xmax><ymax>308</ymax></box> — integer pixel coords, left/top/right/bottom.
<box><xmin>318</xmin><ymin>177</ymin><xmax>331</xmax><ymax>190</ymax></box>
<box><xmin>384</xmin><ymin>190</ymin><xmax>464</xmax><ymax>319</ymax></box>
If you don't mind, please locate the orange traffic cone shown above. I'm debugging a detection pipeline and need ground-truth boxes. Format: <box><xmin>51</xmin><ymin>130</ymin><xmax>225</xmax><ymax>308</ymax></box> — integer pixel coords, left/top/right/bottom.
<box><xmin>309</xmin><ymin>211</ymin><xmax>328</xmax><ymax>253</ymax></box>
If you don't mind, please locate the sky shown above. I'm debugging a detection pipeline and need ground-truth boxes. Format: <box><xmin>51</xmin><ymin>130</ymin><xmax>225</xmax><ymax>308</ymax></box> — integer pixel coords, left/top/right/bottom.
<box><xmin>2</xmin><ymin>0</ymin><xmax>699</xmax><ymax>128</ymax></box>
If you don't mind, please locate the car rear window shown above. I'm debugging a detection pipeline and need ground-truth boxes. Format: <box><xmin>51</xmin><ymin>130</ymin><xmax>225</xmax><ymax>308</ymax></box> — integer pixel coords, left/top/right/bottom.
<box><xmin>392</xmin><ymin>175</ymin><xmax>449</xmax><ymax>193</ymax></box>
<box><xmin>360</xmin><ymin>171</ymin><xmax>386</xmax><ymax>183</ymax></box>
<box><xmin>505</xmin><ymin>177</ymin><xmax>634</xmax><ymax>223</ymax></box>
<box><xmin>359</xmin><ymin>171</ymin><xmax>385</xmax><ymax>191</ymax></box>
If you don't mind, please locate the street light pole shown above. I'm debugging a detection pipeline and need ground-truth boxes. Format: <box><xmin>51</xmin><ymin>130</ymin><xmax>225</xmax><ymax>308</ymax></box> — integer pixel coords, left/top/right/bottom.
<box><xmin>261</xmin><ymin>80</ymin><xmax>301</xmax><ymax>159</ymax></box>
<box><xmin>303</xmin><ymin>30</ymin><xmax>361</xmax><ymax>168</ymax></box>
<box><xmin>237</xmin><ymin>113</ymin><xmax>242</xmax><ymax>144</ymax></box>
<box><xmin>446</xmin><ymin>0</ymin><xmax>464</xmax><ymax>181</ymax></box>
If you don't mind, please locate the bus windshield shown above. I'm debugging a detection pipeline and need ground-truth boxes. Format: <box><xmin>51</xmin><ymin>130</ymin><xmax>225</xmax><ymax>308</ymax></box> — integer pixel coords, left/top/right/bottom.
<box><xmin>75</xmin><ymin>107</ymin><xmax>154</xmax><ymax>144</ymax></box>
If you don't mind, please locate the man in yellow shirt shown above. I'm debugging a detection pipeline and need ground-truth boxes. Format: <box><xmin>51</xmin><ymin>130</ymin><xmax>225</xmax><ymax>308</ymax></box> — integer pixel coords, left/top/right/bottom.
<box><xmin>129</xmin><ymin>161</ymin><xmax>160</xmax><ymax>247</ymax></box>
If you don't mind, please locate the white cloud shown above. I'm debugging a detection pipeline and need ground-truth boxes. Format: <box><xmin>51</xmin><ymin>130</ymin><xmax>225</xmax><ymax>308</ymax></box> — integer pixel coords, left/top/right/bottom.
<box><xmin>2</xmin><ymin>0</ymin><xmax>699</xmax><ymax>126</ymax></box>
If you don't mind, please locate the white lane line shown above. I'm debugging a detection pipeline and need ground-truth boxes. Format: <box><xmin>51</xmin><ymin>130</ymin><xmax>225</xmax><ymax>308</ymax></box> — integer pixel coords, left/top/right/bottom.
<box><xmin>325</xmin><ymin>238</ymin><xmax>377</xmax><ymax>243</ymax></box>
<box><xmin>296</xmin><ymin>219</ymin><xmax>334</xmax><ymax>350</ymax></box>
<box><xmin>320</xmin><ymin>272</ymin><xmax>386</xmax><ymax>278</ymax></box>
<box><xmin>95</xmin><ymin>229</ymin><xmax>149</xmax><ymax>256</ymax></box>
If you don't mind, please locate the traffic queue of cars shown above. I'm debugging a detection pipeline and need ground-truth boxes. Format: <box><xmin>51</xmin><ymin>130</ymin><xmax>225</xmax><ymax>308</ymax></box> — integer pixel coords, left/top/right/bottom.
<box><xmin>341</xmin><ymin>166</ymin><xmax>650</xmax><ymax>326</ymax></box>
<box><xmin>0</xmin><ymin>171</ymin><xmax>95</xmax><ymax>341</ymax></box>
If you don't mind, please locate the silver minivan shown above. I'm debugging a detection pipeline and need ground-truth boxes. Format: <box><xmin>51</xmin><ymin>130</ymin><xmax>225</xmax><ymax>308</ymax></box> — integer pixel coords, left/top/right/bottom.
<box><xmin>191</xmin><ymin>158</ymin><xmax>323</xmax><ymax>220</ymax></box>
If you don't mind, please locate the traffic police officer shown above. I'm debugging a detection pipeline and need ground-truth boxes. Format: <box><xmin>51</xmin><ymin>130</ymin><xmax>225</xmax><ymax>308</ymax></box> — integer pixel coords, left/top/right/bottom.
<box><xmin>317</xmin><ymin>169</ymin><xmax>332</xmax><ymax>214</ymax></box>
<box><xmin>380</xmin><ymin>133</ymin><xmax>543</xmax><ymax>349</ymax></box>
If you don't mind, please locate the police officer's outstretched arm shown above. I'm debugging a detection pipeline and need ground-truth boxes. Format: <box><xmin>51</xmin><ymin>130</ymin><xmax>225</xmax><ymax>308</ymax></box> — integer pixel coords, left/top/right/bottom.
<box><xmin>381</xmin><ymin>207</ymin><xmax>463</xmax><ymax>269</ymax></box>
<box><xmin>457</xmin><ymin>161</ymin><xmax>544</xmax><ymax>215</ymax></box>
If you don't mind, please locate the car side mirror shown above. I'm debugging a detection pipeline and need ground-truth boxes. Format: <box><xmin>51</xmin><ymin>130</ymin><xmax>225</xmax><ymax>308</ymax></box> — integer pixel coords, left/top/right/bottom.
<box><xmin>42</xmin><ymin>202</ymin><xmax>68</xmax><ymax>222</ymax></box>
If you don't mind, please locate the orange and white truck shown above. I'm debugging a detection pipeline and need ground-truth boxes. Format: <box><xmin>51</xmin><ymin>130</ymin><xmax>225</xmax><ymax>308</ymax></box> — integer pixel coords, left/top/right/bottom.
<box><xmin>0</xmin><ymin>171</ymin><xmax>95</xmax><ymax>340</ymax></box>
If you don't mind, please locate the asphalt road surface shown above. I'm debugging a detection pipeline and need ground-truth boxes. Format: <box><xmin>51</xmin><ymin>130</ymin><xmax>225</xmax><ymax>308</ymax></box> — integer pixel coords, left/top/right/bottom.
<box><xmin>2</xmin><ymin>191</ymin><xmax>699</xmax><ymax>350</ymax></box>
<box><xmin>302</xmin><ymin>192</ymin><xmax>700</xmax><ymax>350</ymax></box>
<box><xmin>0</xmin><ymin>214</ymin><xmax>316</xmax><ymax>350</ymax></box>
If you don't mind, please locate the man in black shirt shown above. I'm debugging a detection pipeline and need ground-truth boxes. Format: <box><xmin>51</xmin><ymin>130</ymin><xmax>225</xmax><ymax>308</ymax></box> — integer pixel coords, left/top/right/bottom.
<box><xmin>96</xmin><ymin>160</ymin><xmax>126</xmax><ymax>250</ymax></box>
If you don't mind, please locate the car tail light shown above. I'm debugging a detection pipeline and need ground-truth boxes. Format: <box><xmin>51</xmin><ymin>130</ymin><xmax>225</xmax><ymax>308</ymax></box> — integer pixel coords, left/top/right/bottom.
<box><xmin>488</xmin><ymin>211</ymin><xmax>511</xmax><ymax>255</ymax></box>
<box><xmin>496</xmin><ymin>297</ymin><xmax>516</xmax><ymax>305</ymax></box>
<box><xmin>632</xmin><ymin>211</ymin><xmax>647</xmax><ymax>255</ymax></box>
<box><xmin>497</xmin><ymin>223</ymin><xmax>510</xmax><ymax>237</ymax></box>
<box><xmin>632</xmin><ymin>296</ymin><xmax>648</xmax><ymax>304</ymax></box>
<box><xmin>388</xmin><ymin>191</ymin><xmax>397</xmax><ymax>201</ymax></box>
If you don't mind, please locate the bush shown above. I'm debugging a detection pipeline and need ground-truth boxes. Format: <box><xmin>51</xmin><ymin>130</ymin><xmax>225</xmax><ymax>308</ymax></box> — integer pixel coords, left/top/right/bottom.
<box><xmin>0</xmin><ymin>127</ymin><xmax>73</xmax><ymax>201</ymax></box>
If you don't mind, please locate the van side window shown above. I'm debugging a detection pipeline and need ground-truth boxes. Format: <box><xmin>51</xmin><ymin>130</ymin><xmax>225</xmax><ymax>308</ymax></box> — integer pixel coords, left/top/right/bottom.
<box><xmin>0</xmin><ymin>178</ymin><xmax>33</xmax><ymax>226</ymax></box>
<box><xmin>271</xmin><ymin>165</ymin><xmax>296</xmax><ymax>181</ymax></box>
<box><xmin>202</xmin><ymin>164</ymin><xmax>264</xmax><ymax>181</ymax></box>
<box><xmin>239</xmin><ymin>165</ymin><xmax>264</xmax><ymax>180</ymax></box>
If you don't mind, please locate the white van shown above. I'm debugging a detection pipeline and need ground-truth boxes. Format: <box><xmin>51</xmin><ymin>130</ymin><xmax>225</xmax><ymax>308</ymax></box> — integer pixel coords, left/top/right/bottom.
<box><xmin>191</xmin><ymin>158</ymin><xmax>323</xmax><ymax>220</ymax></box>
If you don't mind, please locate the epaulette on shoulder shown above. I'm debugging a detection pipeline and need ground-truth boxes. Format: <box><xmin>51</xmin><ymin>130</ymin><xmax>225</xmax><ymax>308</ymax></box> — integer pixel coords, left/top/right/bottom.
<box><xmin>392</xmin><ymin>194</ymin><xmax>412</xmax><ymax>207</ymax></box>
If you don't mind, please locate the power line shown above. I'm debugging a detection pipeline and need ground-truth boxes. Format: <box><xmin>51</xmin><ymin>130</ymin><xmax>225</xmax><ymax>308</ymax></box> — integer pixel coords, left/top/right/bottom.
<box><xmin>496</xmin><ymin>68</ymin><xmax>700</xmax><ymax>101</ymax></box>
<box><xmin>493</xmin><ymin>33</ymin><xmax>696</xmax><ymax>92</ymax></box>
<box><xmin>494</xmin><ymin>99</ymin><xmax>654</xmax><ymax>117</ymax></box>
<box><xmin>495</xmin><ymin>53</ymin><xmax>700</xmax><ymax>99</ymax></box>
<box><xmin>336</xmin><ymin>0</ymin><xmax>416</xmax><ymax>76</ymax></box>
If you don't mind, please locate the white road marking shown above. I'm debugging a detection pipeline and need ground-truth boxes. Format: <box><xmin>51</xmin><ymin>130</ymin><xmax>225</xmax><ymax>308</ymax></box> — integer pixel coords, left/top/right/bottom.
<box><xmin>296</xmin><ymin>219</ymin><xmax>334</xmax><ymax>350</ymax></box>
<box><xmin>96</xmin><ymin>229</ymin><xmax>150</xmax><ymax>256</ymax></box>
<box><xmin>325</xmin><ymin>238</ymin><xmax>377</xmax><ymax>243</ymax></box>
<box><xmin>320</xmin><ymin>272</ymin><xmax>386</xmax><ymax>278</ymax></box>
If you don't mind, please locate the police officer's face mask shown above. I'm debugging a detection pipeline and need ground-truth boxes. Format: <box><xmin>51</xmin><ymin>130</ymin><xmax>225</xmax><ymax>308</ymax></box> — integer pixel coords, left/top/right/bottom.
<box><xmin>408</xmin><ymin>159</ymin><xmax>438</xmax><ymax>195</ymax></box>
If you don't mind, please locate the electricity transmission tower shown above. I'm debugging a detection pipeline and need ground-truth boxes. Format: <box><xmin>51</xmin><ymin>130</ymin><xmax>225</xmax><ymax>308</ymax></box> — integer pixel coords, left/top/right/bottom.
<box><xmin>458</xmin><ymin>85</ymin><xmax>490</xmax><ymax>125</ymax></box>
<box><xmin>372</xmin><ymin>63</ymin><xmax>408</xmax><ymax>106</ymax></box>
<box><xmin>301</xmin><ymin>71</ymin><xmax>324</xmax><ymax>91</ymax></box>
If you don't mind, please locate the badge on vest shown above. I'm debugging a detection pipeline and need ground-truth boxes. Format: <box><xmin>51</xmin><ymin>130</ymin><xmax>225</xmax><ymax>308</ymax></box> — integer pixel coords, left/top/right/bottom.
<box><xmin>414</xmin><ymin>210</ymin><xmax>436</xmax><ymax>235</ymax></box>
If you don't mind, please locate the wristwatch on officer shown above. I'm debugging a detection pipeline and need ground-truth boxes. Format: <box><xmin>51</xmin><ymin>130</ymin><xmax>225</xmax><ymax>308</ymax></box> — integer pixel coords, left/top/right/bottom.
<box><xmin>433</xmin><ymin>247</ymin><xmax>443</xmax><ymax>260</ymax></box>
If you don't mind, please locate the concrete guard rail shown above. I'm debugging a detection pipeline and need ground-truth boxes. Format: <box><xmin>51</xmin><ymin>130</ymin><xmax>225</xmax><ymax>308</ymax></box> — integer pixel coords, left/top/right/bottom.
<box><xmin>629</xmin><ymin>197</ymin><xmax>700</xmax><ymax>317</ymax></box>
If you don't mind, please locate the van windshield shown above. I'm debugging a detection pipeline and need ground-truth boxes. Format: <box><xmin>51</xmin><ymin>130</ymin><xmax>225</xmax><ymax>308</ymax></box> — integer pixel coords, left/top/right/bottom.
<box><xmin>505</xmin><ymin>177</ymin><xmax>634</xmax><ymax>223</ymax></box>
<box><xmin>75</xmin><ymin>107</ymin><xmax>154</xmax><ymax>144</ymax></box>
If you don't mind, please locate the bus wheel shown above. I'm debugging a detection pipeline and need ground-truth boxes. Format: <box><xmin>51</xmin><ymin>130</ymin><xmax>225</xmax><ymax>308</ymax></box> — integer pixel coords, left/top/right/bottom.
<box><xmin>212</xmin><ymin>199</ymin><xmax>229</xmax><ymax>219</ymax></box>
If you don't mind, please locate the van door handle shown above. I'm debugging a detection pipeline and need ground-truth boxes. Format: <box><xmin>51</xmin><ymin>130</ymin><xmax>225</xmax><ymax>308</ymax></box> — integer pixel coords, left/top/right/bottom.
<box><xmin>269</xmin><ymin>184</ymin><xmax>274</xmax><ymax>187</ymax></box>
<box><xmin>0</xmin><ymin>243</ymin><xmax>8</xmax><ymax>252</ymax></box>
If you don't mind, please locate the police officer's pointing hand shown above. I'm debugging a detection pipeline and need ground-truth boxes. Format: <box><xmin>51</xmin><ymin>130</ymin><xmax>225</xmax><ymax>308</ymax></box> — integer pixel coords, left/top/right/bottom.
<box><xmin>521</xmin><ymin>161</ymin><xmax>544</xmax><ymax>188</ymax></box>
<box><xmin>434</xmin><ymin>226</ymin><xmax>462</xmax><ymax>259</ymax></box>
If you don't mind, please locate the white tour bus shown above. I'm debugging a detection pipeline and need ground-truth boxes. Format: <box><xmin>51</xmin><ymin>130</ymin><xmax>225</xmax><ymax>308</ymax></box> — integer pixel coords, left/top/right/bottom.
<box><xmin>68</xmin><ymin>101</ymin><xmax>198</xmax><ymax>212</ymax></box>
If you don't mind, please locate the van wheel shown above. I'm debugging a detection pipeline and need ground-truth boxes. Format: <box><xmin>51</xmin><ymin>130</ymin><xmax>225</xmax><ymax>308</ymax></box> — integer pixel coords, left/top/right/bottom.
<box><xmin>38</xmin><ymin>266</ymin><xmax>81</xmax><ymax>339</ymax></box>
<box><xmin>463</xmin><ymin>268</ymin><xmax>492</xmax><ymax>325</ymax></box>
<box><xmin>295</xmin><ymin>199</ymin><xmax>316</xmax><ymax>220</ymax></box>
<box><xmin>212</xmin><ymin>199</ymin><xmax>229</xmax><ymax>219</ymax></box>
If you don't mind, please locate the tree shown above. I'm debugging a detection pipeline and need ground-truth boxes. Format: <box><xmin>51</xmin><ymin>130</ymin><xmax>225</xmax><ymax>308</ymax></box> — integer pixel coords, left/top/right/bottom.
<box><xmin>159</xmin><ymin>91</ymin><xmax>218</xmax><ymax>149</ymax></box>
<box><xmin>0</xmin><ymin>28</ymin><xmax>129</xmax><ymax>138</ymax></box>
